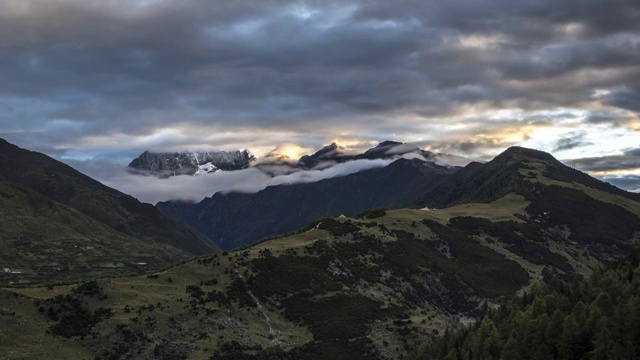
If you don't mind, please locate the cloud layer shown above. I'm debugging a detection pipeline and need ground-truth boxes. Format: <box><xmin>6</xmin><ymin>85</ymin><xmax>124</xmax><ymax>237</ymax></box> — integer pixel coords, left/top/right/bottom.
<box><xmin>0</xmin><ymin>0</ymin><xmax>638</xmax><ymax>185</ymax></box>
<box><xmin>68</xmin><ymin>157</ymin><xmax>396</xmax><ymax>204</ymax></box>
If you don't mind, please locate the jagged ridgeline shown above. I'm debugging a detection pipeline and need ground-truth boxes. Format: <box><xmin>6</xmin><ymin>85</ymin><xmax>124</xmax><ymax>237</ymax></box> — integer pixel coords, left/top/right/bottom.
<box><xmin>406</xmin><ymin>249</ymin><xmax>640</xmax><ymax>360</ymax></box>
<box><xmin>1</xmin><ymin>143</ymin><xmax>639</xmax><ymax>359</ymax></box>
<box><xmin>0</xmin><ymin>139</ymin><xmax>218</xmax><ymax>286</ymax></box>
<box><xmin>128</xmin><ymin>149</ymin><xmax>255</xmax><ymax>177</ymax></box>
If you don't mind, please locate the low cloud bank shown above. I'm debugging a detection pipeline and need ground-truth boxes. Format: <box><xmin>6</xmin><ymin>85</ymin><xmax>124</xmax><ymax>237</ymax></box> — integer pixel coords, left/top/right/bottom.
<box><xmin>65</xmin><ymin>150</ymin><xmax>639</xmax><ymax>206</ymax></box>
<box><xmin>65</xmin><ymin>158</ymin><xmax>397</xmax><ymax>204</ymax></box>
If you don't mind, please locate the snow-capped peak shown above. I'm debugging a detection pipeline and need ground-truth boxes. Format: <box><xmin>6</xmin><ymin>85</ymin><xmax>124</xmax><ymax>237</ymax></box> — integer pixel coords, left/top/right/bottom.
<box><xmin>194</xmin><ymin>162</ymin><xmax>218</xmax><ymax>175</ymax></box>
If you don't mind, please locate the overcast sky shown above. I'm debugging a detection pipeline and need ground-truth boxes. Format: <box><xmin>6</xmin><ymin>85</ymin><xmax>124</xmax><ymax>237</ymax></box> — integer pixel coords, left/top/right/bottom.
<box><xmin>0</xmin><ymin>0</ymin><xmax>639</xmax><ymax>191</ymax></box>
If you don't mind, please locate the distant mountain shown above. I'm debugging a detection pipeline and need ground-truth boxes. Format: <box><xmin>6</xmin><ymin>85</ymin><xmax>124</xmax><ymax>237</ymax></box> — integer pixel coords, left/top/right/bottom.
<box><xmin>4</xmin><ymin>145</ymin><xmax>639</xmax><ymax>359</ymax></box>
<box><xmin>297</xmin><ymin>140</ymin><xmax>434</xmax><ymax>169</ymax></box>
<box><xmin>158</xmin><ymin>157</ymin><xmax>457</xmax><ymax>250</ymax></box>
<box><xmin>0</xmin><ymin>139</ymin><xmax>217</xmax><ymax>285</ymax></box>
<box><xmin>128</xmin><ymin>149</ymin><xmax>255</xmax><ymax>177</ymax></box>
<box><xmin>358</xmin><ymin>140</ymin><xmax>434</xmax><ymax>160</ymax></box>
<box><xmin>419</xmin><ymin>146</ymin><xmax>640</xmax><ymax>208</ymax></box>
<box><xmin>127</xmin><ymin>141</ymin><xmax>436</xmax><ymax>180</ymax></box>
<box><xmin>297</xmin><ymin>142</ymin><xmax>348</xmax><ymax>168</ymax></box>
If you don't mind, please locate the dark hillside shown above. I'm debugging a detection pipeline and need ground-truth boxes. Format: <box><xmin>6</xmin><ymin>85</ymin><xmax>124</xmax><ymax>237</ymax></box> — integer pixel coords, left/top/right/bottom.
<box><xmin>0</xmin><ymin>139</ymin><xmax>215</xmax><ymax>255</ymax></box>
<box><xmin>407</xmin><ymin>249</ymin><xmax>640</xmax><ymax>360</ymax></box>
<box><xmin>159</xmin><ymin>158</ymin><xmax>456</xmax><ymax>250</ymax></box>
<box><xmin>420</xmin><ymin>146</ymin><xmax>640</xmax><ymax>208</ymax></box>
<box><xmin>0</xmin><ymin>139</ymin><xmax>216</xmax><ymax>285</ymax></box>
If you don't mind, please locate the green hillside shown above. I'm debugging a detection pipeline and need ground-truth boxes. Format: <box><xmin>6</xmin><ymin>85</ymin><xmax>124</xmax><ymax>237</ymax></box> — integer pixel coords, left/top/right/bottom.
<box><xmin>407</xmin><ymin>249</ymin><xmax>640</xmax><ymax>360</ymax></box>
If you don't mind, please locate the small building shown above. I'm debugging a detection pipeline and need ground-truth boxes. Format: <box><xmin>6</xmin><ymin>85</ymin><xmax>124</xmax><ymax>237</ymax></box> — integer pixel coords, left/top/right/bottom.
<box><xmin>3</xmin><ymin>268</ymin><xmax>10</xmax><ymax>273</ymax></box>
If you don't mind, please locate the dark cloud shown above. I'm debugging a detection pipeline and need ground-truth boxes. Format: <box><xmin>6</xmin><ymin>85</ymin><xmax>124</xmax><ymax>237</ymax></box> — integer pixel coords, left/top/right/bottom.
<box><xmin>599</xmin><ymin>175</ymin><xmax>640</xmax><ymax>193</ymax></box>
<box><xmin>0</xmin><ymin>0</ymin><xmax>638</xmax><ymax>177</ymax></box>
<box><xmin>424</xmin><ymin>138</ymin><xmax>512</xmax><ymax>157</ymax></box>
<box><xmin>565</xmin><ymin>148</ymin><xmax>640</xmax><ymax>172</ymax></box>
<box><xmin>552</xmin><ymin>132</ymin><xmax>592</xmax><ymax>152</ymax></box>
<box><xmin>66</xmin><ymin>157</ymin><xmax>397</xmax><ymax>203</ymax></box>
<box><xmin>584</xmin><ymin>110</ymin><xmax>631</xmax><ymax>125</ymax></box>
<box><xmin>625</xmin><ymin>148</ymin><xmax>640</xmax><ymax>157</ymax></box>
<box><xmin>603</xmin><ymin>86</ymin><xmax>640</xmax><ymax>112</ymax></box>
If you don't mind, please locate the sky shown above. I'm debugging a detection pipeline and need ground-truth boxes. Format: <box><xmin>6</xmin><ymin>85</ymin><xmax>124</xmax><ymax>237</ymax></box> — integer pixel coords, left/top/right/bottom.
<box><xmin>1</xmin><ymin>0</ymin><xmax>639</xmax><ymax>195</ymax></box>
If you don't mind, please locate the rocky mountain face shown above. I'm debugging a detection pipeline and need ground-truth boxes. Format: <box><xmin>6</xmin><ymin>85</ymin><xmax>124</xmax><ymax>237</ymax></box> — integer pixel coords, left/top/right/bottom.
<box><xmin>296</xmin><ymin>141</ymin><xmax>435</xmax><ymax>169</ymax></box>
<box><xmin>128</xmin><ymin>150</ymin><xmax>255</xmax><ymax>177</ymax></box>
<box><xmin>297</xmin><ymin>142</ymin><xmax>347</xmax><ymax>168</ymax></box>
<box><xmin>2</xmin><ymin>146</ymin><xmax>639</xmax><ymax>359</ymax></box>
<box><xmin>158</xmin><ymin>158</ymin><xmax>458</xmax><ymax>251</ymax></box>
<box><xmin>129</xmin><ymin>141</ymin><xmax>435</xmax><ymax>179</ymax></box>
<box><xmin>0</xmin><ymin>139</ymin><xmax>218</xmax><ymax>285</ymax></box>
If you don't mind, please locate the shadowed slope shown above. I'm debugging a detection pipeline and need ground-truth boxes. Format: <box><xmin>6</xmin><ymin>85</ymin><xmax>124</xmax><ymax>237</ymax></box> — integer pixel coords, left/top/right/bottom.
<box><xmin>0</xmin><ymin>139</ymin><xmax>217</xmax><ymax>285</ymax></box>
<box><xmin>158</xmin><ymin>158</ymin><xmax>456</xmax><ymax>250</ymax></box>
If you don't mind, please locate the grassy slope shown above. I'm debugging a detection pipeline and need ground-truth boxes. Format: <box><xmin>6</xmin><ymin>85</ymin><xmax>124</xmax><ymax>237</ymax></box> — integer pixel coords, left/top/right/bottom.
<box><xmin>420</xmin><ymin>146</ymin><xmax>640</xmax><ymax>208</ymax></box>
<box><xmin>0</xmin><ymin>139</ymin><xmax>218</xmax><ymax>285</ymax></box>
<box><xmin>0</xmin><ymin>182</ymin><xmax>203</xmax><ymax>286</ymax></box>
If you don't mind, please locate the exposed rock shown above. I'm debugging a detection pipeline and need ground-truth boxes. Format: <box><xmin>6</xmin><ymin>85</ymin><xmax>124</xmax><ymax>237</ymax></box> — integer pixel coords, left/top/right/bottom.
<box><xmin>129</xmin><ymin>150</ymin><xmax>255</xmax><ymax>177</ymax></box>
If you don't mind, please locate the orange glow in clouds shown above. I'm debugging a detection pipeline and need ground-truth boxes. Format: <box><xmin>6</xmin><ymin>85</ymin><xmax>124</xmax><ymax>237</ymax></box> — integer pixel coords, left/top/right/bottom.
<box><xmin>270</xmin><ymin>144</ymin><xmax>308</xmax><ymax>160</ymax></box>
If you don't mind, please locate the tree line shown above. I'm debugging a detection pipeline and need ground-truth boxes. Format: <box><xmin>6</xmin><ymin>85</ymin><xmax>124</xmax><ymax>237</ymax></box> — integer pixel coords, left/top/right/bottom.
<box><xmin>407</xmin><ymin>250</ymin><xmax>640</xmax><ymax>360</ymax></box>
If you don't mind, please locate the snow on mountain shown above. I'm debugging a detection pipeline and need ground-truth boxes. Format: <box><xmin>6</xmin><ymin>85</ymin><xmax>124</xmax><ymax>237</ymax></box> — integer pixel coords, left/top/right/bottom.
<box><xmin>128</xmin><ymin>150</ymin><xmax>255</xmax><ymax>177</ymax></box>
<box><xmin>195</xmin><ymin>162</ymin><xmax>217</xmax><ymax>175</ymax></box>
<box><xmin>128</xmin><ymin>141</ymin><xmax>463</xmax><ymax>182</ymax></box>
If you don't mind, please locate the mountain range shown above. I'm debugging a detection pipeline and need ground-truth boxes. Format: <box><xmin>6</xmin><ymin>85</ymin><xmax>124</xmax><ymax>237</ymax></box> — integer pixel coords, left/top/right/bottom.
<box><xmin>128</xmin><ymin>141</ymin><xmax>437</xmax><ymax>180</ymax></box>
<box><xmin>0</xmin><ymin>139</ymin><xmax>639</xmax><ymax>359</ymax></box>
<box><xmin>155</xmin><ymin>142</ymin><xmax>637</xmax><ymax>252</ymax></box>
